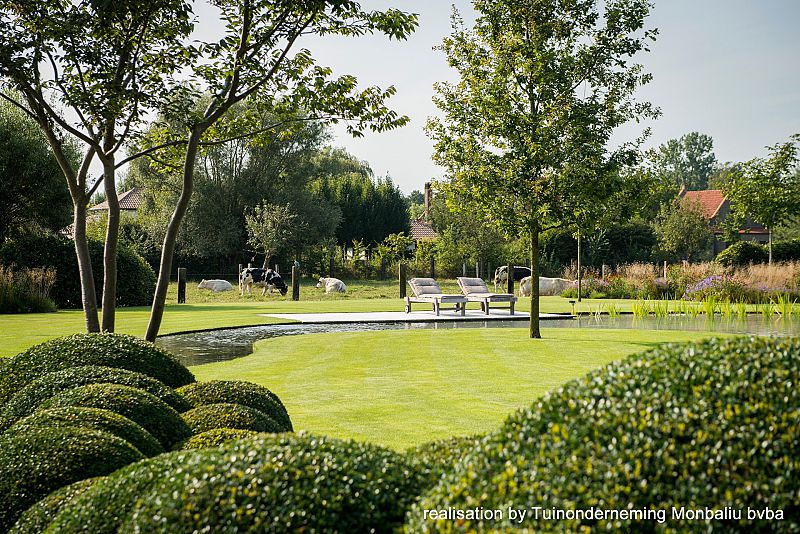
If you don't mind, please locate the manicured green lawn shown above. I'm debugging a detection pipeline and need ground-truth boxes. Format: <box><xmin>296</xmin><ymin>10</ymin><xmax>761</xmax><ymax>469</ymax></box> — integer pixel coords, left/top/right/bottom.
<box><xmin>192</xmin><ymin>327</ymin><xmax>731</xmax><ymax>450</ymax></box>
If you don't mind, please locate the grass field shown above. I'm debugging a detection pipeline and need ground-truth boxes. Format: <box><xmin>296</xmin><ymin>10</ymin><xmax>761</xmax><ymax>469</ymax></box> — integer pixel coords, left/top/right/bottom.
<box><xmin>192</xmin><ymin>327</ymin><xmax>730</xmax><ymax>449</ymax></box>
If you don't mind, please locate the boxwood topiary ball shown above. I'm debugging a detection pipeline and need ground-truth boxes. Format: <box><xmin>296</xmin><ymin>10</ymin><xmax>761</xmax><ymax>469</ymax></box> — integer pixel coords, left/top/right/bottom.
<box><xmin>39</xmin><ymin>383</ymin><xmax>191</xmax><ymax>450</ymax></box>
<box><xmin>178</xmin><ymin>428</ymin><xmax>260</xmax><ymax>450</ymax></box>
<box><xmin>0</xmin><ymin>333</ymin><xmax>194</xmax><ymax>405</ymax></box>
<box><xmin>177</xmin><ymin>380</ymin><xmax>292</xmax><ymax>431</ymax></box>
<box><xmin>408</xmin><ymin>336</ymin><xmax>800</xmax><ymax>532</ymax></box>
<box><xmin>8</xmin><ymin>407</ymin><xmax>163</xmax><ymax>457</ymax></box>
<box><xmin>181</xmin><ymin>403</ymin><xmax>284</xmax><ymax>435</ymax></box>
<box><xmin>47</xmin><ymin>433</ymin><xmax>426</xmax><ymax>533</ymax></box>
<box><xmin>405</xmin><ymin>434</ymin><xmax>484</xmax><ymax>488</ymax></box>
<box><xmin>0</xmin><ymin>365</ymin><xmax>191</xmax><ymax>431</ymax></box>
<box><xmin>8</xmin><ymin>477</ymin><xmax>102</xmax><ymax>534</ymax></box>
<box><xmin>0</xmin><ymin>425</ymin><xmax>143</xmax><ymax>532</ymax></box>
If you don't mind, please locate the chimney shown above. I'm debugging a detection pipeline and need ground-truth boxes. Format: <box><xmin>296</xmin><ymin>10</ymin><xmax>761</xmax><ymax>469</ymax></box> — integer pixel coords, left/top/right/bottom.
<box><xmin>423</xmin><ymin>182</ymin><xmax>431</xmax><ymax>221</ymax></box>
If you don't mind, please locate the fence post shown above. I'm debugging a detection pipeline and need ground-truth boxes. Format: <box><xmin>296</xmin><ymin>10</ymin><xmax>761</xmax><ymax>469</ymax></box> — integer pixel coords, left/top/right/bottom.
<box><xmin>601</xmin><ymin>264</ymin><xmax>607</xmax><ymax>279</ymax></box>
<box><xmin>399</xmin><ymin>262</ymin><xmax>407</xmax><ymax>298</ymax></box>
<box><xmin>663</xmin><ymin>261</ymin><xmax>668</xmax><ymax>279</ymax></box>
<box><xmin>291</xmin><ymin>265</ymin><xmax>300</xmax><ymax>301</ymax></box>
<box><xmin>429</xmin><ymin>256</ymin><xmax>435</xmax><ymax>278</ymax></box>
<box><xmin>274</xmin><ymin>264</ymin><xmax>279</xmax><ymax>274</ymax></box>
<box><xmin>462</xmin><ymin>261</ymin><xmax>467</xmax><ymax>277</ymax></box>
<box><xmin>329</xmin><ymin>256</ymin><xmax>335</xmax><ymax>278</ymax></box>
<box><xmin>475</xmin><ymin>261</ymin><xmax>480</xmax><ymax>278</ymax></box>
<box><xmin>506</xmin><ymin>263</ymin><xmax>513</xmax><ymax>294</ymax></box>
<box><xmin>177</xmin><ymin>267</ymin><xmax>187</xmax><ymax>304</ymax></box>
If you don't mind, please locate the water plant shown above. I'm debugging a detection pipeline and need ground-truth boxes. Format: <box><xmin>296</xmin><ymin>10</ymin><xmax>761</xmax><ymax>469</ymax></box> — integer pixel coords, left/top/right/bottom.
<box><xmin>631</xmin><ymin>300</ymin><xmax>650</xmax><ymax>317</ymax></box>
<box><xmin>652</xmin><ymin>300</ymin><xmax>670</xmax><ymax>318</ymax></box>
<box><xmin>774</xmin><ymin>293</ymin><xmax>797</xmax><ymax>318</ymax></box>
<box><xmin>719</xmin><ymin>299</ymin><xmax>733</xmax><ymax>319</ymax></box>
<box><xmin>604</xmin><ymin>303</ymin><xmax>621</xmax><ymax>318</ymax></box>
<box><xmin>701</xmin><ymin>296</ymin><xmax>717</xmax><ymax>317</ymax></box>
<box><xmin>760</xmin><ymin>300</ymin><xmax>776</xmax><ymax>319</ymax></box>
<box><xmin>735</xmin><ymin>300</ymin><xmax>748</xmax><ymax>319</ymax></box>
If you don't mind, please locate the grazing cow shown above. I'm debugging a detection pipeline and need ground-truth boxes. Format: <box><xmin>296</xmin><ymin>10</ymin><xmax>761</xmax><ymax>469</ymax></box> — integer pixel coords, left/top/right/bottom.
<box><xmin>240</xmin><ymin>267</ymin><xmax>288</xmax><ymax>296</ymax></box>
<box><xmin>316</xmin><ymin>277</ymin><xmax>347</xmax><ymax>294</ymax></box>
<box><xmin>493</xmin><ymin>266</ymin><xmax>533</xmax><ymax>290</ymax></box>
<box><xmin>518</xmin><ymin>276</ymin><xmax>575</xmax><ymax>297</ymax></box>
<box><xmin>197</xmin><ymin>279</ymin><xmax>233</xmax><ymax>293</ymax></box>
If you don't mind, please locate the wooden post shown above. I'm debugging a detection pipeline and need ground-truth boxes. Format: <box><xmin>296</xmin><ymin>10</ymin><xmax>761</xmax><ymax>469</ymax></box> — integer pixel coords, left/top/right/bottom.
<box><xmin>506</xmin><ymin>263</ymin><xmax>513</xmax><ymax>294</ymax></box>
<box><xmin>663</xmin><ymin>261</ymin><xmax>667</xmax><ymax>279</ymax></box>
<box><xmin>601</xmin><ymin>264</ymin><xmax>607</xmax><ymax>279</ymax></box>
<box><xmin>462</xmin><ymin>261</ymin><xmax>467</xmax><ymax>277</ymax></box>
<box><xmin>329</xmin><ymin>255</ymin><xmax>335</xmax><ymax>278</ymax></box>
<box><xmin>577</xmin><ymin>232</ymin><xmax>582</xmax><ymax>302</ymax></box>
<box><xmin>291</xmin><ymin>265</ymin><xmax>300</xmax><ymax>301</ymax></box>
<box><xmin>274</xmin><ymin>264</ymin><xmax>279</xmax><ymax>274</ymax></box>
<box><xmin>475</xmin><ymin>261</ymin><xmax>480</xmax><ymax>278</ymax></box>
<box><xmin>380</xmin><ymin>258</ymin><xmax>386</xmax><ymax>280</ymax></box>
<box><xmin>429</xmin><ymin>256</ymin><xmax>435</xmax><ymax>278</ymax></box>
<box><xmin>177</xmin><ymin>267</ymin><xmax>186</xmax><ymax>304</ymax></box>
<box><xmin>399</xmin><ymin>262</ymin><xmax>407</xmax><ymax>298</ymax></box>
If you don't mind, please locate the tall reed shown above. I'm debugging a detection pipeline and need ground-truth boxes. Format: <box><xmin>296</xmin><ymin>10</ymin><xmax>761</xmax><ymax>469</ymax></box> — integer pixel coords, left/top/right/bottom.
<box><xmin>0</xmin><ymin>266</ymin><xmax>57</xmax><ymax>313</ymax></box>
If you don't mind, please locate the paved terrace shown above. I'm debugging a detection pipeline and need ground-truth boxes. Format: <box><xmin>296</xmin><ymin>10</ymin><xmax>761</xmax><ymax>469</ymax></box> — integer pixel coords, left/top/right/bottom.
<box><xmin>261</xmin><ymin>310</ymin><xmax>570</xmax><ymax>324</ymax></box>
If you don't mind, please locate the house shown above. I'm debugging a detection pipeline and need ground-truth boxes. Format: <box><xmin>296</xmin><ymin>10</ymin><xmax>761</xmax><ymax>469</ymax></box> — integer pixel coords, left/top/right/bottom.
<box><xmin>89</xmin><ymin>187</ymin><xmax>143</xmax><ymax>216</ymax></box>
<box><xmin>678</xmin><ymin>188</ymin><xmax>769</xmax><ymax>255</ymax></box>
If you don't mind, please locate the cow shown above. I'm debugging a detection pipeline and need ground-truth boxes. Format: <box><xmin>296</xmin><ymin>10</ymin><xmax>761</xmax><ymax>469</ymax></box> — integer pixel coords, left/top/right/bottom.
<box><xmin>316</xmin><ymin>277</ymin><xmax>347</xmax><ymax>294</ymax></box>
<box><xmin>493</xmin><ymin>266</ymin><xmax>533</xmax><ymax>291</ymax></box>
<box><xmin>518</xmin><ymin>276</ymin><xmax>575</xmax><ymax>297</ymax></box>
<box><xmin>197</xmin><ymin>279</ymin><xmax>233</xmax><ymax>293</ymax></box>
<box><xmin>240</xmin><ymin>267</ymin><xmax>288</xmax><ymax>296</ymax></box>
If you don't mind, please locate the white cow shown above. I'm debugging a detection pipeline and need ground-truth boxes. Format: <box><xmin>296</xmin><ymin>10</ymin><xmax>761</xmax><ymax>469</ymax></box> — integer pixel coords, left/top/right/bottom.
<box><xmin>518</xmin><ymin>276</ymin><xmax>575</xmax><ymax>297</ymax></box>
<box><xmin>316</xmin><ymin>277</ymin><xmax>347</xmax><ymax>294</ymax></box>
<box><xmin>197</xmin><ymin>279</ymin><xmax>234</xmax><ymax>292</ymax></box>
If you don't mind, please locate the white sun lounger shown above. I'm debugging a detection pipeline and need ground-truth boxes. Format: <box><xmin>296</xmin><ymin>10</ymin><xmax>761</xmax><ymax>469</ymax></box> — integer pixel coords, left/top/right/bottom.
<box><xmin>457</xmin><ymin>277</ymin><xmax>517</xmax><ymax>315</ymax></box>
<box><xmin>406</xmin><ymin>278</ymin><xmax>467</xmax><ymax>316</ymax></box>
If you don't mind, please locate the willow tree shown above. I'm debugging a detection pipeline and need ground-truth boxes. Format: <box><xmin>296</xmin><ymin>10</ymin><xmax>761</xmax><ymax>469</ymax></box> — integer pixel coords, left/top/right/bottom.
<box><xmin>142</xmin><ymin>0</ymin><xmax>418</xmax><ymax>341</ymax></box>
<box><xmin>428</xmin><ymin>0</ymin><xmax>658</xmax><ymax>338</ymax></box>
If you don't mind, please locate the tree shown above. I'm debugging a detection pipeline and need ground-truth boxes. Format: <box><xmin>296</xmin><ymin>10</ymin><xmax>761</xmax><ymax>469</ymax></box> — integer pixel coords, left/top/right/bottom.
<box><xmin>142</xmin><ymin>1</ymin><xmax>417</xmax><ymax>341</ymax></box>
<box><xmin>0</xmin><ymin>96</ymin><xmax>72</xmax><ymax>241</ymax></box>
<box><xmin>723</xmin><ymin>135</ymin><xmax>800</xmax><ymax>264</ymax></box>
<box><xmin>648</xmin><ymin>132</ymin><xmax>717</xmax><ymax>191</ymax></box>
<box><xmin>428</xmin><ymin>0</ymin><xmax>657</xmax><ymax>338</ymax></box>
<box><xmin>654</xmin><ymin>202</ymin><xmax>712</xmax><ymax>261</ymax></box>
<box><xmin>0</xmin><ymin>0</ymin><xmax>192</xmax><ymax>332</ymax></box>
<box><xmin>245</xmin><ymin>203</ymin><xmax>303</xmax><ymax>269</ymax></box>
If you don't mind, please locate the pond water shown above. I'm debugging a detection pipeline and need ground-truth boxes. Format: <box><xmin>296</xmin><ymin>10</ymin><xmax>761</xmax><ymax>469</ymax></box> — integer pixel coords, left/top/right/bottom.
<box><xmin>156</xmin><ymin>314</ymin><xmax>800</xmax><ymax>367</ymax></box>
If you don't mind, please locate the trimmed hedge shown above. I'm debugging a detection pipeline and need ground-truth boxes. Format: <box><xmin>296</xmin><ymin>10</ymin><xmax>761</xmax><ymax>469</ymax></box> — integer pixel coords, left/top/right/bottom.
<box><xmin>9</xmin><ymin>477</ymin><xmax>101</xmax><ymax>534</ymax></box>
<box><xmin>39</xmin><ymin>383</ymin><xmax>191</xmax><ymax>451</ymax></box>
<box><xmin>47</xmin><ymin>433</ymin><xmax>426</xmax><ymax>532</ymax></box>
<box><xmin>0</xmin><ymin>365</ymin><xmax>190</xmax><ymax>431</ymax></box>
<box><xmin>405</xmin><ymin>435</ymin><xmax>484</xmax><ymax>487</ymax></box>
<box><xmin>0</xmin><ymin>233</ymin><xmax>156</xmax><ymax>308</ymax></box>
<box><xmin>179</xmin><ymin>428</ymin><xmax>260</xmax><ymax>450</ymax></box>
<box><xmin>408</xmin><ymin>336</ymin><xmax>800</xmax><ymax>532</ymax></box>
<box><xmin>716</xmin><ymin>240</ymin><xmax>769</xmax><ymax>266</ymax></box>
<box><xmin>181</xmin><ymin>403</ymin><xmax>284</xmax><ymax>434</ymax></box>
<box><xmin>0</xmin><ymin>333</ymin><xmax>194</xmax><ymax>405</ymax></box>
<box><xmin>0</xmin><ymin>425</ymin><xmax>143</xmax><ymax>531</ymax></box>
<box><xmin>8</xmin><ymin>407</ymin><xmax>163</xmax><ymax>457</ymax></box>
<box><xmin>177</xmin><ymin>380</ymin><xmax>292</xmax><ymax>431</ymax></box>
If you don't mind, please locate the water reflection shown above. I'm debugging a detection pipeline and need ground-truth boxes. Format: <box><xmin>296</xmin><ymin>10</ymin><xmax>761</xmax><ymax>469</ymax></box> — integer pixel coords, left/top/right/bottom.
<box><xmin>156</xmin><ymin>315</ymin><xmax>800</xmax><ymax>367</ymax></box>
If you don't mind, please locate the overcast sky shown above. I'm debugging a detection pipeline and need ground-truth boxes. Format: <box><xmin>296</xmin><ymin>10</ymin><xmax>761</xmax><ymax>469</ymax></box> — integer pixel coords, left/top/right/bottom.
<box><xmin>298</xmin><ymin>0</ymin><xmax>800</xmax><ymax>193</ymax></box>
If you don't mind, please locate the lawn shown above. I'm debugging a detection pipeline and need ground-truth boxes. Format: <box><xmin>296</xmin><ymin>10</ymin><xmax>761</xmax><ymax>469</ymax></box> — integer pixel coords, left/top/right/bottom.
<box><xmin>191</xmin><ymin>327</ymin><xmax>730</xmax><ymax>450</ymax></box>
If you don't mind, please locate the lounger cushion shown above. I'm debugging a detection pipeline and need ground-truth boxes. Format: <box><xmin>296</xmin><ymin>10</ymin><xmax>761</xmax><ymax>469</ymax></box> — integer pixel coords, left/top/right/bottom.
<box><xmin>457</xmin><ymin>277</ymin><xmax>490</xmax><ymax>295</ymax></box>
<box><xmin>409</xmin><ymin>278</ymin><xmax>443</xmax><ymax>296</ymax></box>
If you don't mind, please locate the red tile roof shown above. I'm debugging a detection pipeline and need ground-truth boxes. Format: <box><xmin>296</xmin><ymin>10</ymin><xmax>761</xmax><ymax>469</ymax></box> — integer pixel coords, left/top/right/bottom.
<box><xmin>679</xmin><ymin>189</ymin><xmax>726</xmax><ymax>220</ymax></box>
<box><xmin>90</xmin><ymin>188</ymin><xmax>142</xmax><ymax>212</ymax></box>
<box><xmin>410</xmin><ymin>219</ymin><xmax>438</xmax><ymax>240</ymax></box>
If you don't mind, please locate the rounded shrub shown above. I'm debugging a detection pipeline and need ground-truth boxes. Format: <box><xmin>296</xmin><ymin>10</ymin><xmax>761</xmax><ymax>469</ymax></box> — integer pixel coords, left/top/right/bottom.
<box><xmin>715</xmin><ymin>240</ymin><xmax>769</xmax><ymax>266</ymax></box>
<box><xmin>0</xmin><ymin>365</ymin><xmax>191</xmax><ymax>431</ymax></box>
<box><xmin>48</xmin><ymin>433</ymin><xmax>426</xmax><ymax>533</ymax></box>
<box><xmin>39</xmin><ymin>383</ymin><xmax>191</xmax><ymax>450</ymax></box>
<box><xmin>0</xmin><ymin>425</ymin><xmax>143</xmax><ymax>531</ymax></box>
<box><xmin>177</xmin><ymin>380</ymin><xmax>291</xmax><ymax>431</ymax></box>
<box><xmin>8</xmin><ymin>477</ymin><xmax>101</xmax><ymax>534</ymax></box>
<box><xmin>181</xmin><ymin>403</ymin><xmax>284</xmax><ymax>435</ymax></box>
<box><xmin>0</xmin><ymin>333</ymin><xmax>194</xmax><ymax>405</ymax></box>
<box><xmin>9</xmin><ymin>407</ymin><xmax>163</xmax><ymax>457</ymax></box>
<box><xmin>408</xmin><ymin>336</ymin><xmax>800</xmax><ymax>532</ymax></box>
<box><xmin>406</xmin><ymin>434</ymin><xmax>484</xmax><ymax>487</ymax></box>
<box><xmin>179</xmin><ymin>428</ymin><xmax>260</xmax><ymax>450</ymax></box>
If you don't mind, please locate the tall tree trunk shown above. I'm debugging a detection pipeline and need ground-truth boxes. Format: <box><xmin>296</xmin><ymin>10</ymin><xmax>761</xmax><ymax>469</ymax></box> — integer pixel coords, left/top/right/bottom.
<box><xmin>529</xmin><ymin>219</ymin><xmax>541</xmax><ymax>339</ymax></box>
<box><xmin>145</xmin><ymin>127</ymin><xmax>203</xmax><ymax>342</ymax></box>
<box><xmin>101</xmin><ymin>158</ymin><xmax>120</xmax><ymax>332</ymax></box>
<box><xmin>576</xmin><ymin>230</ymin><xmax>582</xmax><ymax>303</ymax></box>
<box><xmin>72</xmin><ymin>201</ymin><xmax>101</xmax><ymax>332</ymax></box>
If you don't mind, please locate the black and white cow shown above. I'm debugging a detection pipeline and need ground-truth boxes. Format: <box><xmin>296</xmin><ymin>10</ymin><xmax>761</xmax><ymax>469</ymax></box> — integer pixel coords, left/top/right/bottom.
<box><xmin>493</xmin><ymin>265</ymin><xmax>532</xmax><ymax>290</ymax></box>
<box><xmin>240</xmin><ymin>267</ymin><xmax>288</xmax><ymax>296</ymax></box>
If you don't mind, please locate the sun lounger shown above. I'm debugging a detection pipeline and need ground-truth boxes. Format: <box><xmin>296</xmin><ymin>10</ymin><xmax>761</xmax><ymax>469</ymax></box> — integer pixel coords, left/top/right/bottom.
<box><xmin>457</xmin><ymin>277</ymin><xmax>517</xmax><ymax>315</ymax></box>
<box><xmin>406</xmin><ymin>278</ymin><xmax>467</xmax><ymax>316</ymax></box>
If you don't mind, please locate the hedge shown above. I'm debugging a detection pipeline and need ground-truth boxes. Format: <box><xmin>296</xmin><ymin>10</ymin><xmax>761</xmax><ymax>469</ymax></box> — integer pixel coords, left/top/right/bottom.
<box><xmin>0</xmin><ymin>365</ymin><xmax>190</xmax><ymax>431</ymax></box>
<box><xmin>408</xmin><ymin>336</ymin><xmax>800</xmax><ymax>532</ymax></box>
<box><xmin>177</xmin><ymin>380</ymin><xmax>291</xmax><ymax>432</ymax></box>
<box><xmin>0</xmin><ymin>233</ymin><xmax>156</xmax><ymax>308</ymax></box>
<box><xmin>0</xmin><ymin>425</ymin><xmax>143</xmax><ymax>531</ymax></box>
<box><xmin>181</xmin><ymin>403</ymin><xmax>284</xmax><ymax>435</ymax></box>
<box><xmin>47</xmin><ymin>433</ymin><xmax>426</xmax><ymax>533</ymax></box>
<box><xmin>405</xmin><ymin>435</ymin><xmax>484</xmax><ymax>487</ymax></box>
<box><xmin>0</xmin><ymin>333</ymin><xmax>194</xmax><ymax>405</ymax></box>
<box><xmin>715</xmin><ymin>240</ymin><xmax>770</xmax><ymax>266</ymax></box>
<box><xmin>8</xmin><ymin>407</ymin><xmax>163</xmax><ymax>457</ymax></box>
<box><xmin>39</xmin><ymin>383</ymin><xmax>191</xmax><ymax>451</ymax></box>
<box><xmin>179</xmin><ymin>428</ymin><xmax>260</xmax><ymax>450</ymax></box>
<box><xmin>8</xmin><ymin>477</ymin><xmax>101</xmax><ymax>534</ymax></box>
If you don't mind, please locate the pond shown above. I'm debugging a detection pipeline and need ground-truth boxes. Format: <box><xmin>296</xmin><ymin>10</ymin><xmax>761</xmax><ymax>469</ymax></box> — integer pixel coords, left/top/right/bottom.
<box><xmin>156</xmin><ymin>314</ymin><xmax>800</xmax><ymax>366</ymax></box>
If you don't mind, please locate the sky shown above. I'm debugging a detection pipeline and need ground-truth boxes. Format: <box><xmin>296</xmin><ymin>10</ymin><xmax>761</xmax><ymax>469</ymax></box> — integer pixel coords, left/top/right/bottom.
<box><xmin>297</xmin><ymin>0</ymin><xmax>800</xmax><ymax>194</ymax></box>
